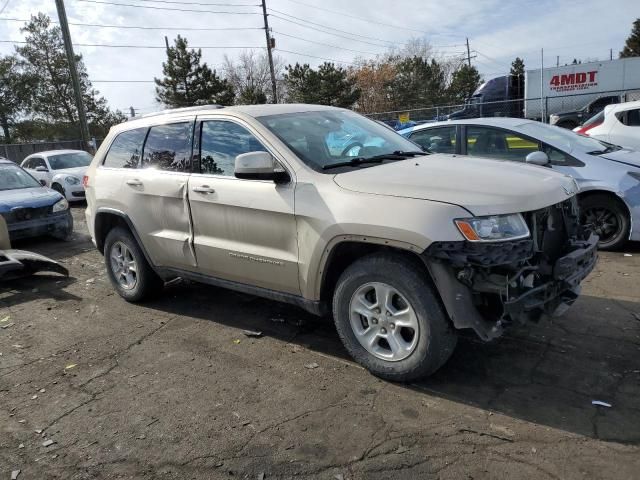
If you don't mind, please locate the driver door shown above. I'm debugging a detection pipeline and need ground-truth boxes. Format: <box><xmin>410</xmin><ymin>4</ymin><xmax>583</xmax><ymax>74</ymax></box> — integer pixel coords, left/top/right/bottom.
<box><xmin>25</xmin><ymin>156</ymin><xmax>50</xmax><ymax>186</ymax></box>
<box><xmin>188</xmin><ymin>117</ymin><xmax>300</xmax><ymax>295</ymax></box>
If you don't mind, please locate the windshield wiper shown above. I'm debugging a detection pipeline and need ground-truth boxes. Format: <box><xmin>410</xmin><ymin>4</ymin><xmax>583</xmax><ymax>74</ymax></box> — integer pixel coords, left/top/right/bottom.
<box><xmin>322</xmin><ymin>151</ymin><xmax>424</xmax><ymax>170</ymax></box>
<box><xmin>587</xmin><ymin>145</ymin><xmax>621</xmax><ymax>155</ymax></box>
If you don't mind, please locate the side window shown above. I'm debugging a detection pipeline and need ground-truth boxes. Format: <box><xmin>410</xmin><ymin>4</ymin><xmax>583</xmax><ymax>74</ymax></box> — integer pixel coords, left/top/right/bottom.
<box><xmin>542</xmin><ymin>145</ymin><xmax>585</xmax><ymax>167</ymax></box>
<box><xmin>103</xmin><ymin>128</ymin><xmax>147</xmax><ymax>169</ymax></box>
<box><xmin>589</xmin><ymin>96</ymin><xmax>617</xmax><ymax>114</ymax></box>
<box><xmin>199</xmin><ymin>120</ymin><xmax>266</xmax><ymax>176</ymax></box>
<box><xmin>466</xmin><ymin>126</ymin><xmax>539</xmax><ymax>162</ymax></box>
<box><xmin>410</xmin><ymin>127</ymin><xmax>456</xmax><ymax>153</ymax></box>
<box><xmin>142</xmin><ymin>122</ymin><xmax>193</xmax><ymax>172</ymax></box>
<box><xmin>23</xmin><ymin>158</ymin><xmax>33</xmax><ymax>169</ymax></box>
<box><xmin>32</xmin><ymin>157</ymin><xmax>47</xmax><ymax>170</ymax></box>
<box><xmin>619</xmin><ymin>108</ymin><xmax>640</xmax><ymax>126</ymax></box>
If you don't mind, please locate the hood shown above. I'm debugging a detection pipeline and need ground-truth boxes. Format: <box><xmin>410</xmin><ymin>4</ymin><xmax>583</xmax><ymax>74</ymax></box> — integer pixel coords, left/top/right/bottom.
<box><xmin>598</xmin><ymin>149</ymin><xmax>640</xmax><ymax>169</ymax></box>
<box><xmin>52</xmin><ymin>166</ymin><xmax>87</xmax><ymax>177</ymax></box>
<box><xmin>333</xmin><ymin>154</ymin><xmax>578</xmax><ymax>217</ymax></box>
<box><xmin>0</xmin><ymin>187</ymin><xmax>63</xmax><ymax>213</ymax></box>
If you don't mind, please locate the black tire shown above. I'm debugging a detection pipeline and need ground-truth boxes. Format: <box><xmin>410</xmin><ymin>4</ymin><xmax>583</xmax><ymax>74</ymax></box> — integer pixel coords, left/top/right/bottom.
<box><xmin>332</xmin><ymin>253</ymin><xmax>457</xmax><ymax>382</ymax></box>
<box><xmin>51</xmin><ymin>183</ymin><xmax>65</xmax><ymax>197</ymax></box>
<box><xmin>580</xmin><ymin>194</ymin><xmax>630</xmax><ymax>250</ymax></box>
<box><xmin>104</xmin><ymin>226</ymin><xmax>163</xmax><ymax>302</ymax></box>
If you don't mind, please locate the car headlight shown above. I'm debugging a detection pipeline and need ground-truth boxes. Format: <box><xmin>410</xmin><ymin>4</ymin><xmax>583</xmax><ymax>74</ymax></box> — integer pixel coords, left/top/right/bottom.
<box><xmin>52</xmin><ymin>198</ymin><xmax>69</xmax><ymax>213</ymax></box>
<box><xmin>455</xmin><ymin>213</ymin><xmax>530</xmax><ymax>242</ymax></box>
<box><xmin>65</xmin><ymin>176</ymin><xmax>80</xmax><ymax>185</ymax></box>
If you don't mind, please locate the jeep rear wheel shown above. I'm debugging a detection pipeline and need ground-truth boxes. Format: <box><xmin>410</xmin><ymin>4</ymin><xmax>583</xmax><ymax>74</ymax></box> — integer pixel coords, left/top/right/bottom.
<box><xmin>104</xmin><ymin>227</ymin><xmax>163</xmax><ymax>302</ymax></box>
<box><xmin>332</xmin><ymin>253</ymin><xmax>457</xmax><ymax>381</ymax></box>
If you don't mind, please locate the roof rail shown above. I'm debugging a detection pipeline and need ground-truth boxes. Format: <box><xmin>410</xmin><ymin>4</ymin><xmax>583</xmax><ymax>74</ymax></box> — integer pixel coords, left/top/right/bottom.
<box><xmin>135</xmin><ymin>104</ymin><xmax>225</xmax><ymax>120</ymax></box>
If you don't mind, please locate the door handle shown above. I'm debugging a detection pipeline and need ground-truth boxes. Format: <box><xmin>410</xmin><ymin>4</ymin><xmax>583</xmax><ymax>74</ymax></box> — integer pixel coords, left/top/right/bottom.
<box><xmin>126</xmin><ymin>179</ymin><xmax>143</xmax><ymax>187</ymax></box>
<box><xmin>193</xmin><ymin>185</ymin><xmax>216</xmax><ymax>194</ymax></box>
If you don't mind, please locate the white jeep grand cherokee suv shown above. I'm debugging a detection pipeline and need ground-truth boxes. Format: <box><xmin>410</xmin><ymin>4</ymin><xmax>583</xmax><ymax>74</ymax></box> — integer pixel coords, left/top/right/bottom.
<box><xmin>84</xmin><ymin>104</ymin><xmax>597</xmax><ymax>381</ymax></box>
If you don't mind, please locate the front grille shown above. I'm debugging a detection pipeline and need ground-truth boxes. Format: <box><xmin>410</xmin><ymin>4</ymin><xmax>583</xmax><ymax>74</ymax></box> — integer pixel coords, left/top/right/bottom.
<box><xmin>1</xmin><ymin>206</ymin><xmax>51</xmax><ymax>225</ymax></box>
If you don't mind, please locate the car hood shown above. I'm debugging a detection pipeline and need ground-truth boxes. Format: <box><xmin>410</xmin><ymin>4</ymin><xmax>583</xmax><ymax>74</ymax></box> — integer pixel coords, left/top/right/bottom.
<box><xmin>597</xmin><ymin>149</ymin><xmax>640</xmax><ymax>169</ymax></box>
<box><xmin>52</xmin><ymin>166</ymin><xmax>87</xmax><ymax>177</ymax></box>
<box><xmin>333</xmin><ymin>154</ymin><xmax>578</xmax><ymax>216</ymax></box>
<box><xmin>0</xmin><ymin>187</ymin><xmax>62</xmax><ymax>213</ymax></box>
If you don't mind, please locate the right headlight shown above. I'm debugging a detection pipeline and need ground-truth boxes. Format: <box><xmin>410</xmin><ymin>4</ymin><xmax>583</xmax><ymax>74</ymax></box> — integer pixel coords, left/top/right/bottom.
<box><xmin>455</xmin><ymin>213</ymin><xmax>530</xmax><ymax>242</ymax></box>
<box><xmin>52</xmin><ymin>198</ymin><xmax>69</xmax><ymax>213</ymax></box>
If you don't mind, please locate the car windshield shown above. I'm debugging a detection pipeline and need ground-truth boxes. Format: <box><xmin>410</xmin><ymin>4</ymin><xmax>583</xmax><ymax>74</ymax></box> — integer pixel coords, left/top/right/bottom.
<box><xmin>257</xmin><ymin>110</ymin><xmax>424</xmax><ymax>171</ymax></box>
<box><xmin>518</xmin><ymin>121</ymin><xmax>620</xmax><ymax>154</ymax></box>
<box><xmin>0</xmin><ymin>164</ymin><xmax>41</xmax><ymax>191</ymax></box>
<box><xmin>48</xmin><ymin>151</ymin><xmax>93</xmax><ymax>170</ymax></box>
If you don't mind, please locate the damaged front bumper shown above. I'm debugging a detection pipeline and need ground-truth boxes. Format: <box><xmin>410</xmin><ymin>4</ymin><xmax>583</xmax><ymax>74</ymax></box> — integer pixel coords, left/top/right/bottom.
<box><xmin>423</xmin><ymin>201</ymin><xmax>598</xmax><ymax>341</ymax></box>
<box><xmin>0</xmin><ymin>249</ymin><xmax>69</xmax><ymax>280</ymax></box>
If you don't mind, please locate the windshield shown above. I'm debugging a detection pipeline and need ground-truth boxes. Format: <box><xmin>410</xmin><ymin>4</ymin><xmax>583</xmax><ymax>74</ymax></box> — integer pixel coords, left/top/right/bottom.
<box><xmin>257</xmin><ymin>110</ymin><xmax>423</xmax><ymax>171</ymax></box>
<box><xmin>519</xmin><ymin>121</ymin><xmax>620</xmax><ymax>154</ymax></box>
<box><xmin>48</xmin><ymin>151</ymin><xmax>93</xmax><ymax>170</ymax></box>
<box><xmin>0</xmin><ymin>164</ymin><xmax>41</xmax><ymax>191</ymax></box>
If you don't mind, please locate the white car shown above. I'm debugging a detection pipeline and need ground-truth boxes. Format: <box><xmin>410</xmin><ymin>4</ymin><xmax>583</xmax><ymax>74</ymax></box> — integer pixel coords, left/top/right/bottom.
<box><xmin>21</xmin><ymin>150</ymin><xmax>93</xmax><ymax>202</ymax></box>
<box><xmin>576</xmin><ymin>100</ymin><xmax>640</xmax><ymax>150</ymax></box>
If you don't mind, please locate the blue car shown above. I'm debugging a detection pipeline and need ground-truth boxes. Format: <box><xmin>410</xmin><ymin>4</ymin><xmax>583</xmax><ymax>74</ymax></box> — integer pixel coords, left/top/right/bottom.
<box><xmin>0</xmin><ymin>159</ymin><xmax>73</xmax><ymax>242</ymax></box>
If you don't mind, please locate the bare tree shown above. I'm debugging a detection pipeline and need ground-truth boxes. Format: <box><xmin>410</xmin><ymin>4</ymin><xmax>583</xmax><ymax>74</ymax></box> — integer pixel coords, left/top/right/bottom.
<box><xmin>223</xmin><ymin>50</ymin><xmax>285</xmax><ymax>104</ymax></box>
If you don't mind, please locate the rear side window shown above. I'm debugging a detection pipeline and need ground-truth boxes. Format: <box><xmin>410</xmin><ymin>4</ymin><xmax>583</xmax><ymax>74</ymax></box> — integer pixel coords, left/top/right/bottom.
<box><xmin>103</xmin><ymin>128</ymin><xmax>147</xmax><ymax>169</ymax></box>
<box><xmin>142</xmin><ymin>122</ymin><xmax>193</xmax><ymax>172</ymax></box>
<box><xmin>616</xmin><ymin>108</ymin><xmax>640</xmax><ymax>127</ymax></box>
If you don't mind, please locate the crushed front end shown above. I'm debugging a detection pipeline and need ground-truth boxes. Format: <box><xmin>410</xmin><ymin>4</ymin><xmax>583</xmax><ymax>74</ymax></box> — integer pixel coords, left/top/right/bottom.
<box><xmin>423</xmin><ymin>198</ymin><xmax>598</xmax><ymax>340</ymax></box>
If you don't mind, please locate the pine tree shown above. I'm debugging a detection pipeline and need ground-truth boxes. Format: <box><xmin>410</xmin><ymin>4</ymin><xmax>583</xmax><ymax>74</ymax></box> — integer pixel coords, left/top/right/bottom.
<box><xmin>620</xmin><ymin>19</ymin><xmax>640</xmax><ymax>58</ymax></box>
<box><xmin>448</xmin><ymin>64</ymin><xmax>482</xmax><ymax>102</ymax></box>
<box><xmin>155</xmin><ymin>35</ymin><xmax>234</xmax><ymax>107</ymax></box>
<box><xmin>510</xmin><ymin>57</ymin><xmax>525</xmax><ymax>100</ymax></box>
<box><xmin>284</xmin><ymin>62</ymin><xmax>360</xmax><ymax>108</ymax></box>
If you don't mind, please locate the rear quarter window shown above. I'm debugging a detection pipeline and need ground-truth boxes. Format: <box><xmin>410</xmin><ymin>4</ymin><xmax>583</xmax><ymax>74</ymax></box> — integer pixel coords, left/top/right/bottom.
<box><xmin>102</xmin><ymin>127</ymin><xmax>148</xmax><ymax>169</ymax></box>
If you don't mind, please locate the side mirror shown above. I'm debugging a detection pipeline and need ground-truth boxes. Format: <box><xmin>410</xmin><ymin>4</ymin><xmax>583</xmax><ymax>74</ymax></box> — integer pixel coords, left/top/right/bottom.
<box><xmin>39</xmin><ymin>180</ymin><xmax>47</xmax><ymax>186</ymax></box>
<box><xmin>525</xmin><ymin>151</ymin><xmax>550</xmax><ymax>166</ymax></box>
<box><xmin>234</xmin><ymin>151</ymin><xmax>289</xmax><ymax>183</ymax></box>
<box><xmin>35</xmin><ymin>166</ymin><xmax>48</xmax><ymax>172</ymax></box>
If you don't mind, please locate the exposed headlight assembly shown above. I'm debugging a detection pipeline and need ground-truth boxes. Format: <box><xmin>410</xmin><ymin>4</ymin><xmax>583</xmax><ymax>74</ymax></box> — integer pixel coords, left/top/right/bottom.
<box><xmin>65</xmin><ymin>176</ymin><xmax>81</xmax><ymax>185</ymax></box>
<box><xmin>52</xmin><ymin>198</ymin><xmax>69</xmax><ymax>213</ymax></box>
<box><xmin>455</xmin><ymin>213</ymin><xmax>530</xmax><ymax>242</ymax></box>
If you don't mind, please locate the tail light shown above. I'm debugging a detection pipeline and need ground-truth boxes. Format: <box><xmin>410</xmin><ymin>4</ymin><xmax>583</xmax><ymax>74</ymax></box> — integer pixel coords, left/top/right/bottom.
<box><xmin>574</xmin><ymin>122</ymin><xmax>601</xmax><ymax>136</ymax></box>
<box><xmin>82</xmin><ymin>175</ymin><xmax>89</xmax><ymax>188</ymax></box>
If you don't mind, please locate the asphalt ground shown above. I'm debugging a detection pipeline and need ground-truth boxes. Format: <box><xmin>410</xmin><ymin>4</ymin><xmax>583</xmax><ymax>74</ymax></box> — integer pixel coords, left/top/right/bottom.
<box><xmin>1</xmin><ymin>204</ymin><xmax>639</xmax><ymax>479</ymax></box>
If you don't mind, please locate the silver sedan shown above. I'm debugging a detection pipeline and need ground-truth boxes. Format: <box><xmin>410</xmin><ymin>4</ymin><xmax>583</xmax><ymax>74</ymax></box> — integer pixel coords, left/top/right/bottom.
<box><xmin>399</xmin><ymin>118</ymin><xmax>640</xmax><ymax>250</ymax></box>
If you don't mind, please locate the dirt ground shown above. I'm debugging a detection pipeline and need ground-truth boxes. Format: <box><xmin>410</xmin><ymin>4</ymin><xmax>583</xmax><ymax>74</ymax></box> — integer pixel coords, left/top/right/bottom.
<box><xmin>1</xmin><ymin>205</ymin><xmax>640</xmax><ymax>480</ymax></box>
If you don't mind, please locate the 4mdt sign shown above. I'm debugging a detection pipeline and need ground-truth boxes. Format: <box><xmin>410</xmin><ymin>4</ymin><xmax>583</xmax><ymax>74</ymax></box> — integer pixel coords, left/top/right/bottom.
<box><xmin>549</xmin><ymin>70</ymin><xmax>598</xmax><ymax>92</ymax></box>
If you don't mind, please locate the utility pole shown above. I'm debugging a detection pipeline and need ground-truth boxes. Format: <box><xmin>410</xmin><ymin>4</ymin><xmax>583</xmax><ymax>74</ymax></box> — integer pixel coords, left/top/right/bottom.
<box><xmin>261</xmin><ymin>0</ymin><xmax>278</xmax><ymax>103</ymax></box>
<box><xmin>129</xmin><ymin>106</ymin><xmax>136</xmax><ymax>118</ymax></box>
<box><xmin>556</xmin><ymin>55</ymin><xmax>559</xmax><ymax>67</ymax></box>
<box><xmin>610</xmin><ymin>48</ymin><xmax>613</xmax><ymax>61</ymax></box>
<box><xmin>55</xmin><ymin>0</ymin><xmax>90</xmax><ymax>148</ymax></box>
<box><xmin>465</xmin><ymin>38</ymin><xmax>471</xmax><ymax>67</ymax></box>
<box><xmin>165</xmin><ymin>35</ymin><xmax>170</xmax><ymax>53</ymax></box>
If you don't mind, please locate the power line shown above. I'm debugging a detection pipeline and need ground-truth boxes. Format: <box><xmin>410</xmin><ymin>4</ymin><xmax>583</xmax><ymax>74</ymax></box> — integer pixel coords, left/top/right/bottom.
<box><xmin>273</xmin><ymin>31</ymin><xmax>379</xmax><ymax>56</ymax></box>
<box><xmin>279</xmin><ymin>0</ymin><xmax>462</xmax><ymax>37</ymax></box>
<box><xmin>0</xmin><ymin>17</ymin><xmax>263</xmax><ymax>31</ymax></box>
<box><xmin>132</xmin><ymin>0</ymin><xmax>257</xmax><ymax>5</ymax></box>
<box><xmin>0</xmin><ymin>0</ymin><xmax>10</xmax><ymax>15</ymax></box>
<box><xmin>268</xmin><ymin>9</ymin><xmax>402</xmax><ymax>45</ymax></box>
<box><xmin>75</xmin><ymin>0</ymin><xmax>262</xmax><ymax>14</ymax></box>
<box><xmin>269</xmin><ymin>14</ymin><xmax>401</xmax><ymax>49</ymax></box>
<box><xmin>0</xmin><ymin>39</ymin><xmax>263</xmax><ymax>49</ymax></box>
<box><xmin>277</xmin><ymin>49</ymin><xmax>363</xmax><ymax>66</ymax></box>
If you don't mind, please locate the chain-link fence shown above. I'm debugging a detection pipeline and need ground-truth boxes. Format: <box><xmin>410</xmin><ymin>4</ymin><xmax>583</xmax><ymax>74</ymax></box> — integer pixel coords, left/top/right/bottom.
<box><xmin>0</xmin><ymin>139</ymin><xmax>101</xmax><ymax>164</ymax></box>
<box><xmin>366</xmin><ymin>89</ymin><xmax>640</xmax><ymax>129</ymax></box>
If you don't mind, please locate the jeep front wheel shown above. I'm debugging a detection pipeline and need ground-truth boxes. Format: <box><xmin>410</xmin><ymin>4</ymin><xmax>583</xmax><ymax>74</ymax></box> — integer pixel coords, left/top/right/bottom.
<box><xmin>332</xmin><ymin>254</ymin><xmax>457</xmax><ymax>381</ymax></box>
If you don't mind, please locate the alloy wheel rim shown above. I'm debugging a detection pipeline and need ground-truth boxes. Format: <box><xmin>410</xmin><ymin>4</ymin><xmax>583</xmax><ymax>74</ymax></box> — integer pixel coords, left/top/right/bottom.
<box><xmin>583</xmin><ymin>207</ymin><xmax>620</xmax><ymax>244</ymax></box>
<box><xmin>110</xmin><ymin>241</ymin><xmax>138</xmax><ymax>290</ymax></box>
<box><xmin>349</xmin><ymin>282</ymin><xmax>419</xmax><ymax>362</ymax></box>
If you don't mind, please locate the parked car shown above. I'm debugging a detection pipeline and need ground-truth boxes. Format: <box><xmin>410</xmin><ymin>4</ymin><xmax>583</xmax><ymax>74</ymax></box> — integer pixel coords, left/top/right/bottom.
<box><xmin>0</xmin><ymin>159</ymin><xmax>73</xmax><ymax>242</ymax></box>
<box><xmin>550</xmin><ymin>95</ymin><xmax>621</xmax><ymax>129</ymax></box>
<box><xmin>85</xmin><ymin>104</ymin><xmax>596</xmax><ymax>381</ymax></box>
<box><xmin>21</xmin><ymin>149</ymin><xmax>93</xmax><ymax>202</ymax></box>
<box><xmin>400</xmin><ymin>118</ymin><xmax>640</xmax><ymax>250</ymax></box>
<box><xmin>575</xmin><ymin>100</ymin><xmax>640</xmax><ymax>151</ymax></box>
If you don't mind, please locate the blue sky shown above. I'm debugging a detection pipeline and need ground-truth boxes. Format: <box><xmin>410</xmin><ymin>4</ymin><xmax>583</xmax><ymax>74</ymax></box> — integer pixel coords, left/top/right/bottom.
<box><xmin>0</xmin><ymin>0</ymin><xmax>638</xmax><ymax>115</ymax></box>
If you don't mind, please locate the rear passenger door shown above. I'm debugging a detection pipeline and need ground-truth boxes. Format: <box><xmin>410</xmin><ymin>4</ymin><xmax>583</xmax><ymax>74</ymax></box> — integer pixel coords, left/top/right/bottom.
<box><xmin>125</xmin><ymin>118</ymin><xmax>197</xmax><ymax>271</ymax></box>
<box><xmin>187</xmin><ymin>117</ymin><xmax>300</xmax><ymax>294</ymax></box>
